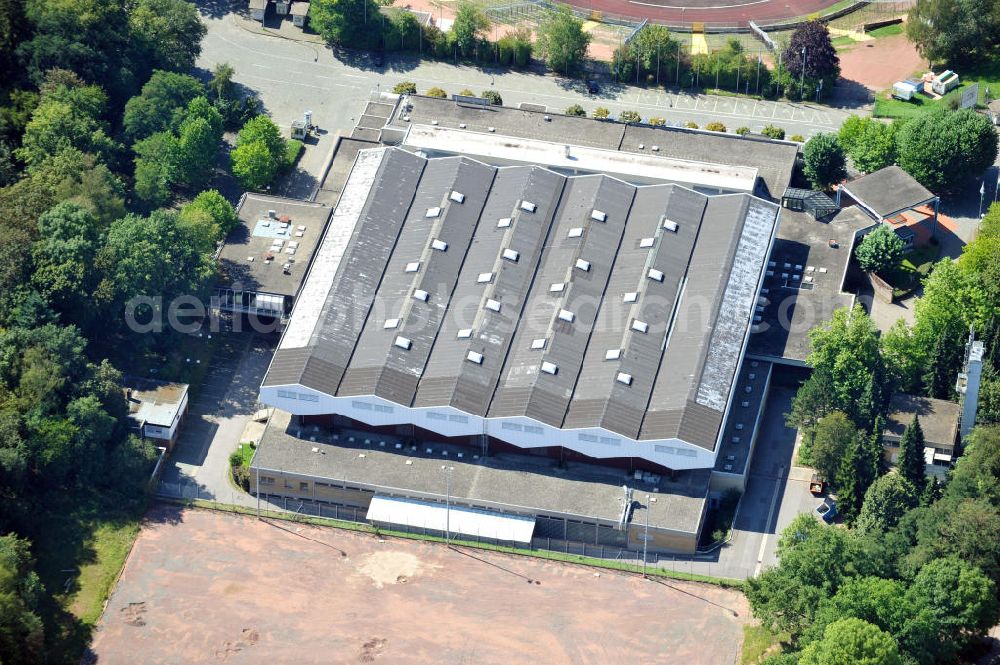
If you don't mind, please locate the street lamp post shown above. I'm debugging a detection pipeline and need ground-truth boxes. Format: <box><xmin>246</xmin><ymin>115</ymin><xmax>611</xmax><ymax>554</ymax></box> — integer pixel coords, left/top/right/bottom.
<box><xmin>642</xmin><ymin>495</ymin><xmax>651</xmax><ymax>578</ymax></box>
<box><xmin>800</xmin><ymin>47</ymin><xmax>807</xmax><ymax>100</ymax></box>
<box><xmin>441</xmin><ymin>465</ymin><xmax>454</xmax><ymax>543</ymax></box>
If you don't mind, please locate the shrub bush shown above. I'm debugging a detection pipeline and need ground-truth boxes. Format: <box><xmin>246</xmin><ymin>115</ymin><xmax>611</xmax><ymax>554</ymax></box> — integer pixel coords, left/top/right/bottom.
<box><xmin>593</xmin><ymin>107</ymin><xmax>610</xmax><ymax>119</ymax></box>
<box><xmin>458</xmin><ymin>88</ymin><xmax>474</xmax><ymax>96</ymax></box>
<box><xmin>565</xmin><ymin>104</ymin><xmax>586</xmax><ymax>117</ymax></box>
<box><xmin>705</xmin><ymin>121</ymin><xmax>727</xmax><ymax>132</ymax></box>
<box><xmin>393</xmin><ymin>81</ymin><xmax>417</xmax><ymax>94</ymax></box>
<box><xmin>648</xmin><ymin>117</ymin><xmax>666</xmax><ymax>126</ymax></box>
<box><xmin>735</xmin><ymin>126</ymin><xmax>750</xmax><ymax>136</ymax></box>
<box><xmin>685</xmin><ymin>121</ymin><xmax>699</xmax><ymax>129</ymax></box>
<box><xmin>790</xmin><ymin>134</ymin><xmax>805</xmax><ymax>142</ymax></box>
<box><xmin>481</xmin><ymin>90</ymin><xmax>502</xmax><ymax>106</ymax></box>
<box><xmin>618</xmin><ymin>110</ymin><xmax>641</xmax><ymax>124</ymax></box>
<box><xmin>425</xmin><ymin>86</ymin><xmax>447</xmax><ymax>98</ymax></box>
<box><xmin>761</xmin><ymin>124</ymin><xmax>785</xmax><ymax>140</ymax></box>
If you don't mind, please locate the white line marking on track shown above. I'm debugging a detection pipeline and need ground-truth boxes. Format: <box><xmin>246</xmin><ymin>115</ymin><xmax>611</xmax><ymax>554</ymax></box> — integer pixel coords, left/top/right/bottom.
<box><xmin>628</xmin><ymin>0</ymin><xmax>768</xmax><ymax>7</ymax></box>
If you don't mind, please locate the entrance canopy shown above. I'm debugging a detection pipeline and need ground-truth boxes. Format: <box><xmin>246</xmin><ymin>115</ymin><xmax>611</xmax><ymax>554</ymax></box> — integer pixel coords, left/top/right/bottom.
<box><xmin>366</xmin><ymin>495</ymin><xmax>536</xmax><ymax>544</ymax></box>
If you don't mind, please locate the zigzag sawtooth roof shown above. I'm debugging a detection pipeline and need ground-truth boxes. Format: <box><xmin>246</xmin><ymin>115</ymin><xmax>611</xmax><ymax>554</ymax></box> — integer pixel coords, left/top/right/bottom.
<box><xmin>263</xmin><ymin>146</ymin><xmax>779</xmax><ymax>452</ymax></box>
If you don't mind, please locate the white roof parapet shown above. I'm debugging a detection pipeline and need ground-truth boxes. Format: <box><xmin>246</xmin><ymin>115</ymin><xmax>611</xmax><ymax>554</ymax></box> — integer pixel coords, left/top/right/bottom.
<box><xmin>404</xmin><ymin>124</ymin><xmax>759</xmax><ymax>192</ymax></box>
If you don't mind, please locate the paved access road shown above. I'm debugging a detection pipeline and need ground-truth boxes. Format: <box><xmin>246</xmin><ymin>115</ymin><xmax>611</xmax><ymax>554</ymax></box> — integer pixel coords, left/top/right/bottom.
<box><xmin>196</xmin><ymin>6</ymin><xmax>856</xmax><ymax>143</ymax></box>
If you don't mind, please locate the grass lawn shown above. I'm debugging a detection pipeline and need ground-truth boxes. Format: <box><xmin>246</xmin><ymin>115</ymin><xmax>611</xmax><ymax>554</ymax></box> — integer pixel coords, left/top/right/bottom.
<box><xmin>832</xmin><ymin>35</ymin><xmax>856</xmax><ymax>49</ymax></box>
<box><xmin>882</xmin><ymin>243</ymin><xmax>940</xmax><ymax>297</ymax></box>
<box><xmin>283</xmin><ymin>139</ymin><xmax>304</xmax><ymax>171</ymax></box>
<box><xmin>868</xmin><ymin>23</ymin><xmax>903</xmax><ymax>38</ymax></box>
<box><xmin>741</xmin><ymin>624</ymin><xmax>790</xmax><ymax>664</ymax></box>
<box><xmin>26</xmin><ymin>490</ymin><xmax>147</xmax><ymax>662</ymax></box>
<box><xmin>875</xmin><ymin>59</ymin><xmax>1000</xmax><ymax>119</ymax></box>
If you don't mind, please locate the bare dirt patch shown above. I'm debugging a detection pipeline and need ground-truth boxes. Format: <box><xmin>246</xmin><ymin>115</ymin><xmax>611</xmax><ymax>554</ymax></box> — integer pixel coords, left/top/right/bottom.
<box><xmin>839</xmin><ymin>33</ymin><xmax>925</xmax><ymax>91</ymax></box>
<box><xmin>90</xmin><ymin>505</ymin><xmax>749</xmax><ymax>664</ymax></box>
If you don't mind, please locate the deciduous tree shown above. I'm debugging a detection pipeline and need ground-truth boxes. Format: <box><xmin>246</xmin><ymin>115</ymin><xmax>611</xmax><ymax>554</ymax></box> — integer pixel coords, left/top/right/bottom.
<box><xmin>855</xmin><ymin>225</ymin><xmax>905</xmax><ymax>274</ymax></box>
<box><xmin>803</xmin><ymin>133</ymin><xmax>846</xmax><ymax>190</ymax></box>
<box><xmin>536</xmin><ymin>5</ymin><xmax>590</xmax><ymax>75</ymax></box>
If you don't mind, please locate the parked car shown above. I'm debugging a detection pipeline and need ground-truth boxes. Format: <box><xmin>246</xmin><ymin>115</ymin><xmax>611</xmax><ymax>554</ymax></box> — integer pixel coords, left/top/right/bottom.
<box><xmin>586</xmin><ymin>80</ymin><xmax>600</xmax><ymax>94</ymax></box>
<box><xmin>815</xmin><ymin>499</ymin><xmax>838</xmax><ymax>524</ymax></box>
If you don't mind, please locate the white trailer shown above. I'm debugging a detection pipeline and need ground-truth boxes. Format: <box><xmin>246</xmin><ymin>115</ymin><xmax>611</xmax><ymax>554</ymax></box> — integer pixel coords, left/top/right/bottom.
<box><xmin>892</xmin><ymin>81</ymin><xmax>918</xmax><ymax>101</ymax></box>
<box><xmin>932</xmin><ymin>70</ymin><xmax>960</xmax><ymax>96</ymax></box>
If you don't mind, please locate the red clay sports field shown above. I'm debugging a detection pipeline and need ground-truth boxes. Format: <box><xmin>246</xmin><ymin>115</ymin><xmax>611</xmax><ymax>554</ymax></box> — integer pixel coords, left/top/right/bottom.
<box><xmin>565</xmin><ymin>0</ymin><xmax>845</xmax><ymax>27</ymax></box>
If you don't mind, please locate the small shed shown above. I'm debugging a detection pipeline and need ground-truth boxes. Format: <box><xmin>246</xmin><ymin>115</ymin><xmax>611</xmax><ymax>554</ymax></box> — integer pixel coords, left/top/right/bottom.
<box><xmin>124</xmin><ymin>378</ymin><xmax>190</xmax><ymax>451</ymax></box>
<box><xmin>290</xmin><ymin>1</ymin><xmax>309</xmax><ymax>26</ymax></box>
<box><xmin>883</xmin><ymin>393</ymin><xmax>960</xmax><ymax>478</ymax></box>
<box><xmin>839</xmin><ymin>166</ymin><xmax>939</xmax><ymax>247</ymax></box>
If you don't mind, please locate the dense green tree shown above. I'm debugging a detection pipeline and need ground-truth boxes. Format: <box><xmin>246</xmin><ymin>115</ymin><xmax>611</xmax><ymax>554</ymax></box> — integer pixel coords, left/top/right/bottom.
<box><xmin>17</xmin><ymin>86</ymin><xmax>117</xmax><ymax>170</ymax></box>
<box><xmin>897</xmin><ymin>108</ymin><xmax>999</xmax><ymax>193</ymax></box>
<box><xmin>802</xmin><ymin>133</ymin><xmax>846</xmax><ymax>190</ymax></box>
<box><xmin>856</xmin><ymin>473</ymin><xmax>917</xmax><ymax>534</ymax></box>
<box><xmin>536</xmin><ymin>5</ymin><xmax>591</xmax><ymax>75</ymax></box>
<box><xmin>811</xmin><ymin>411</ymin><xmax>858</xmax><ymax>487</ymax></box>
<box><xmin>128</xmin><ymin>0</ymin><xmax>206</xmax><ymax>73</ymax></box>
<box><xmin>230</xmin><ymin>139</ymin><xmax>277</xmax><ymax>191</ymax></box>
<box><xmin>923</xmin><ymin>327</ymin><xmax>962</xmax><ymax>399</ymax></box>
<box><xmin>838</xmin><ymin>116</ymin><xmax>898</xmax><ymax>173</ymax></box>
<box><xmin>806</xmin><ymin>305</ymin><xmax>886</xmax><ymax>427</ymax></box>
<box><xmin>310</xmin><ymin>0</ymin><xmax>382</xmax><ymax>49</ymax></box>
<box><xmin>837</xmin><ymin>428</ymin><xmax>878</xmax><ymax>524</ymax></box>
<box><xmin>905</xmin><ymin>557</ymin><xmax>998</xmax><ymax>652</ymax></box>
<box><xmin>798</xmin><ymin>618</ymin><xmax>902</xmax><ymax>665</ymax></box>
<box><xmin>897</xmin><ymin>416</ymin><xmax>927</xmax><ymax>493</ymax></box>
<box><xmin>178</xmin><ymin>190</ymin><xmax>237</xmax><ymax>252</ymax></box>
<box><xmin>132</xmin><ymin>131</ymin><xmax>179</xmax><ymax>207</ymax></box>
<box><xmin>787</xmin><ymin>366</ymin><xmax>837</xmax><ymax>441</ymax></box>
<box><xmin>0</xmin><ymin>533</ymin><xmax>45</xmax><ymax>664</ymax></box>
<box><xmin>237</xmin><ymin>115</ymin><xmax>285</xmax><ymax>162</ymax></box>
<box><xmin>123</xmin><ymin>71</ymin><xmax>204</xmax><ymax>142</ymax></box>
<box><xmin>451</xmin><ymin>3</ymin><xmax>489</xmax><ymax>57</ymax></box>
<box><xmin>855</xmin><ymin>225</ymin><xmax>905</xmax><ymax>275</ymax></box>
<box><xmin>910</xmin><ymin>496</ymin><xmax>1000</xmax><ymax>584</ymax></box>
<box><xmin>906</xmin><ymin>0</ymin><xmax>1000</xmax><ymax>67</ymax></box>
<box><xmin>31</xmin><ymin>202</ymin><xmax>102</xmax><ymax>324</ymax></box>
<box><xmin>176</xmin><ymin>117</ymin><xmax>219</xmax><ymax>187</ymax></box>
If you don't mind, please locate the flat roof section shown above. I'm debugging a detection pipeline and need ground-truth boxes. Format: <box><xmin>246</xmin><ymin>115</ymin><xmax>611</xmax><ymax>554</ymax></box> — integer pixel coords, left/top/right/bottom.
<box><xmin>252</xmin><ymin>410</ymin><xmax>710</xmax><ymax>535</ymax></box>
<box><xmin>747</xmin><ymin>206</ymin><xmax>875</xmax><ymax>363</ymax></box>
<box><xmin>366</xmin><ymin>495</ymin><xmax>536</xmax><ymax>543</ymax></box>
<box><xmin>714</xmin><ymin>360</ymin><xmax>771</xmax><ymax>476</ymax></box>
<box><xmin>884</xmin><ymin>393</ymin><xmax>960</xmax><ymax>448</ymax></box>
<box><xmin>841</xmin><ymin>166</ymin><xmax>937</xmax><ymax>219</ymax></box>
<box><xmin>404</xmin><ymin>124</ymin><xmax>759</xmax><ymax>192</ymax></box>
<box><xmin>390</xmin><ymin>95</ymin><xmax>799</xmax><ymax>197</ymax></box>
<box><xmin>218</xmin><ymin>194</ymin><xmax>331</xmax><ymax>297</ymax></box>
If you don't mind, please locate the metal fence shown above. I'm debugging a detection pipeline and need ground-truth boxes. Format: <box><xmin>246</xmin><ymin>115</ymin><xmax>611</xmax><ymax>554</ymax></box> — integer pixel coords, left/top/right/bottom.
<box><xmin>155</xmin><ymin>478</ymin><xmax>743</xmax><ymax>575</ymax></box>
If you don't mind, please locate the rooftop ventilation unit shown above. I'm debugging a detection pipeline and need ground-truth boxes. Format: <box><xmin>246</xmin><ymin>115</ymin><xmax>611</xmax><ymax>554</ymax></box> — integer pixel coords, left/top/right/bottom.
<box><xmin>623</xmin><ymin>292</ymin><xmax>638</xmax><ymax>303</ymax></box>
<box><xmin>663</xmin><ymin>219</ymin><xmax>679</xmax><ymax>232</ymax></box>
<box><xmin>466</xmin><ymin>350</ymin><xmax>484</xmax><ymax>364</ymax></box>
<box><xmin>268</xmin><ymin>209</ymin><xmax>277</xmax><ymax>218</ymax></box>
<box><xmin>426</xmin><ymin>207</ymin><xmax>441</xmax><ymax>218</ymax></box>
<box><xmin>413</xmin><ymin>289</ymin><xmax>429</xmax><ymax>302</ymax></box>
<box><xmin>405</xmin><ymin>261</ymin><xmax>420</xmax><ymax>272</ymax></box>
<box><xmin>531</xmin><ymin>338</ymin><xmax>546</xmax><ymax>350</ymax></box>
<box><xmin>631</xmin><ymin>319</ymin><xmax>649</xmax><ymax>333</ymax></box>
<box><xmin>383</xmin><ymin>318</ymin><xmax>400</xmax><ymax>329</ymax></box>
<box><xmin>647</xmin><ymin>268</ymin><xmax>665</xmax><ymax>282</ymax></box>
<box><xmin>605</xmin><ymin>349</ymin><xmax>622</xmax><ymax>360</ymax></box>
<box><xmin>567</xmin><ymin>227</ymin><xmax>583</xmax><ymax>238</ymax></box>
<box><xmin>549</xmin><ymin>282</ymin><xmax>565</xmax><ymax>293</ymax></box>
<box><xmin>477</xmin><ymin>272</ymin><xmax>493</xmax><ymax>283</ymax></box>
<box><xmin>394</xmin><ymin>336</ymin><xmax>412</xmax><ymax>350</ymax></box>
<box><xmin>591</xmin><ymin>210</ymin><xmax>607</xmax><ymax>222</ymax></box>
<box><xmin>520</xmin><ymin>201</ymin><xmax>537</xmax><ymax>213</ymax></box>
<box><xmin>575</xmin><ymin>258</ymin><xmax>591</xmax><ymax>272</ymax></box>
<box><xmin>639</xmin><ymin>237</ymin><xmax>655</xmax><ymax>248</ymax></box>
<box><xmin>457</xmin><ymin>328</ymin><xmax>473</xmax><ymax>339</ymax></box>
<box><xmin>616</xmin><ymin>372</ymin><xmax>633</xmax><ymax>385</ymax></box>
<box><xmin>558</xmin><ymin>309</ymin><xmax>575</xmax><ymax>323</ymax></box>
<box><xmin>485</xmin><ymin>299</ymin><xmax>501</xmax><ymax>312</ymax></box>
<box><xmin>502</xmin><ymin>248</ymin><xmax>520</xmax><ymax>262</ymax></box>
<box><xmin>541</xmin><ymin>361</ymin><xmax>558</xmax><ymax>375</ymax></box>
<box><xmin>431</xmin><ymin>239</ymin><xmax>448</xmax><ymax>251</ymax></box>
<box><xmin>449</xmin><ymin>191</ymin><xmax>465</xmax><ymax>203</ymax></box>
<box><xmin>497</xmin><ymin>217</ymin><xmax>512</xmax><ymax>228</ymax></box>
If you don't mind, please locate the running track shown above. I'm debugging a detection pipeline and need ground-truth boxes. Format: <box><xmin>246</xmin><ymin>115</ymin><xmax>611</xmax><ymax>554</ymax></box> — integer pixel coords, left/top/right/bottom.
<box><xmin>569</xmin><ymin>0</ymin><xmax>843</xmax><ymax>26</ymax></box>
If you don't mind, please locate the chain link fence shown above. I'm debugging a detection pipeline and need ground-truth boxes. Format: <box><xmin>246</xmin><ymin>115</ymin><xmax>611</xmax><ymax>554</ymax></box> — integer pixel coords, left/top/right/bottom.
<box><xmin>155</xmin><ymin>478</ymin><xmax>747</xmax><ymax>578</ymax></box>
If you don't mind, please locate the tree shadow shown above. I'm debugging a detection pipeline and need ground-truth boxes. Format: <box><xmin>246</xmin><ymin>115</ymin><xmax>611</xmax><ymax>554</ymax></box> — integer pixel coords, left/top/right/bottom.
<box><xmin>828</xmin><ymin>78</ymin><xmax>875</xmax><ymax>109</ymax></box>
<box><xmin>195</xmin><ymin>0</ymin><xmax>240</xmax><ymax>20</ymax></box>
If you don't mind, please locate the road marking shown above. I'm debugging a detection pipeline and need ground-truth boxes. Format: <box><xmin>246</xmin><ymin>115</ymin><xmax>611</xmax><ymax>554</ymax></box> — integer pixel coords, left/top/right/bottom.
<box><xmin>753</xmin><ymin>465</ymin><xmax>785</xmax><ymax>577</ymax></box>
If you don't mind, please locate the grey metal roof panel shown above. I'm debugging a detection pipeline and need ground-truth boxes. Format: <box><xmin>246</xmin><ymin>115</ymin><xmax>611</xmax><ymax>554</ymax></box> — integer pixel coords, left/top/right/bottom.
<box><xmin>564</xmin><ymin>184</ymin><xmax>707</xmax><ymax>437</ymax></box>
<box><xmin>488</xmin><ymin>175</ymin><xmax>636</xmax><ymax>424</ymax></box>
<box><xmin>297</xmin><ymin>149</ymin><xmax>426</xmax><ymax>395</ymax></box>
<box><xmin>842</xmin><ymin>165</ymin><xmax>935</xmax><ymax>218</ymax></box>
<box><xmin>639</xmin><ymin>194</ymin><xmax>779</xmax><ymax>449</ymax></box>
<box><xmin>340</xmin><ymin>157</ymin><xmax>498</xmax><ymax>404</ymax></box>
<box><xmin>414</xmin><ymin>165</ymin><xmax>567</xmax><ymax>415</ymax></box>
